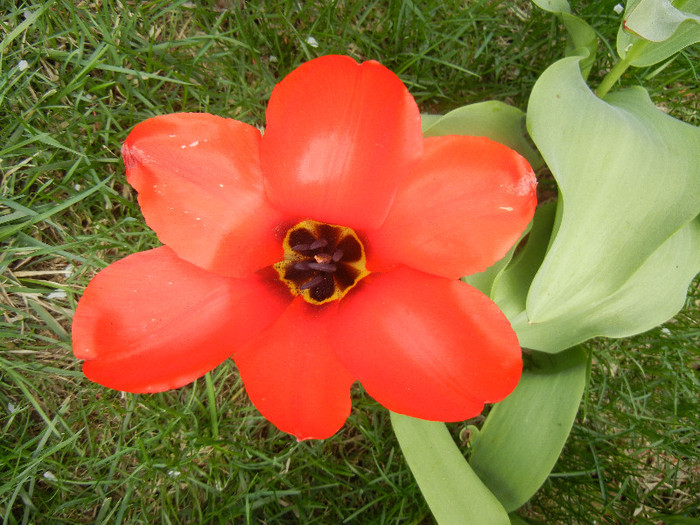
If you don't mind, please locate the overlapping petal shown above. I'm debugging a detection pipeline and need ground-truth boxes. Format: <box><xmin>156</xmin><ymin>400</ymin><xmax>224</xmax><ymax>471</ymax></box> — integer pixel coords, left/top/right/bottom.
<box><xmin>234</xmin><ymin>299</ymin><xmax>355</xmax><ymax>440</ymax></box>
<box><xmin>365</xmin><ymin>136</ymin><xmax>537</xmax><ymax>279</ymax></box>
<box><xmin>261</xmin><ymin>55</ymin><xmax>423</xmax><ymax>230</ymax></box>
<box><xmin>73</xmin><ymin>247</ymin><xmax>290</xmax><ymax>393</ymax></box>
<box><xmin>123</xmin><ymin>113</ymin><xmax>287</xmax><ymax>278</ymax></box>
<box><xmin>333</xmin><ymin>267</ymin><xmax>522</xmax><ymax>421</ymax></box>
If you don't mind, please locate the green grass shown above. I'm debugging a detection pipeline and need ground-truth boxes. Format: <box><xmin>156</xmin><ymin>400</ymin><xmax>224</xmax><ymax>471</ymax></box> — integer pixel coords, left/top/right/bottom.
<box><xmin>1</xmin><ymin>1</ymin><xmax>698</xmax><ymax>523</ymax></box>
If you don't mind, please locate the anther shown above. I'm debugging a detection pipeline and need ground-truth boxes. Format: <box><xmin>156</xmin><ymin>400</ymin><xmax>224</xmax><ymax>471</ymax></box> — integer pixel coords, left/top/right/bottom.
<box><xmin>300</xmin><ymin>275</ymin><xmax>324</xmax><ymax>290</ymax></box>
<box><xmin>274</xmin><ymin>219</ymin><xmax>370</xmax><ymax>305</ymax></box>
<box><xmin>309</xmin><ymin>238</ymin><xmax>328</xmax><ymax>250</ymax></box>
<box><xmin>307</xmin><ymin>262</ymin><xmax>337</xmax><ymax>273</ymax></box>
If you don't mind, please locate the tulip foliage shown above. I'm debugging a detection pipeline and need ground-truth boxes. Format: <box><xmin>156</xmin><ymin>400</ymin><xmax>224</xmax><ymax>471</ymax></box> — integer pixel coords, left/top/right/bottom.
<box><xmin>394</xmin><ymin>0</ymin><xmax>700</xmax><ymax>522</ymax></box>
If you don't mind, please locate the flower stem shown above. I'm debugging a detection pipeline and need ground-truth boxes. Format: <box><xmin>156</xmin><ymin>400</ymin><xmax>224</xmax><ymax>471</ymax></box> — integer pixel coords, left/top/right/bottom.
<box><xmin>596</xmin><ymin>39</ymin><xmax>649</xmax><ymax>99</ymax></box>
<box><xmin>205</xmin><ymin>372</ymin><xmax>219</xmax><ymax>440</ymax></box>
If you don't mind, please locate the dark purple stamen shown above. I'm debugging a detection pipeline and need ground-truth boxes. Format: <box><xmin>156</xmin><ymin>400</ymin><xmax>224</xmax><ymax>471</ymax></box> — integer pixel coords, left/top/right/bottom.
<box><xmin>309</xmin><ymin>238</ymin><xmax>328</xmax><ymax>250</ymax></box>
<box><xmin>300</xmin><ymin>275</ymin><xmax>325</xmax><ymax>290</ymax></box>
<box><xmin>307</xmin><ymin>262</ymin><xmax>337</xmax><ymax>273</ymax></box>
<box><xmin>292</xmin><ymin>243</ymin><xmax>310</xmax><ymax>252</ymax></box>
<box><xmin>332</xmin><ymin>249</ymin><xmax>343</xmax><ymax>262</ymax></box>
<box><xmin>294</xmin><ymin>261</ymin><xmax>310</xmax><ymax>271</ymax></box>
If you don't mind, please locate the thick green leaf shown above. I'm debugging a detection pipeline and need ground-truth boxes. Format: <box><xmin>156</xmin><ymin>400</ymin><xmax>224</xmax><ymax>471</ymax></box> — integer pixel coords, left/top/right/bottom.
<box><xmin>624</xmin><ymin>0</ymin><xmax>700</xmax><ymax>41</ymax></box>
<box><xmin>420</xmin><ymin>113</ymin><xmax>443</xmax><ymax>132</ymax></box>
<box><xmin>499</xmin><ymin>216</ymin><xmax>700</xmax><ymax>352</ymax></box>
<box><xmin>525</xmin><ymin>55</ymin><xmax>700</xmax><ymax>324</ymax></box>
<box><xmin>468</xmin><ymin>347</ymin><xmax>588</xmax><ymax>512</ymax></box>
<box><xmin>492</xmin><ymin>202</ymin><xmax>557</xmax><ymax>324</ymax></box>
<box><xmin>530</xmin><ymin>0</ymin><xmax>571</xmax><ymax>14</ymax></box>
<box><xmin>617</xmin><ymin>0</ymin><xmax>700</xmax><ymax>67</ymax></box>
<box><xmin>422</xmin><ymin>101</ymin><xmax>542</xmax><ymax>169</ymax></box>
<box><xmin>391</xmin><ymin>414</ymin><xmax>510</xmax><ymax>525</ymax></box>
<box><xmin>530</xmin><ymin>0</ymin><xmax>597</xmax><ymax>77</ymax></box>
<box><xmin>560</xmin><ymin>13</ymin><xmax>598</xmax><ymax>78</ymax></box>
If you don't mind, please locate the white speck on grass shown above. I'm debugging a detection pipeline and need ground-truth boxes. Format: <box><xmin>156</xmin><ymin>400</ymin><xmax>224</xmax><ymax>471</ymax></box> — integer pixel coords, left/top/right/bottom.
<box><xmin>43</xmin><ymin>471</ymin><xmax>57</xmax><ymax>482</ymax></box>
<box><xmin>8</xmin><ymin>402</ymin><xmax>18</xmax><ymax>414</ymax></box>
<box><xmin>613</xmin><ymin>3</ymin><xmax>624</xmax><ymax>14</ymax></box>
<box><xmin>47</xmin><ymin>290</ymin><xmax>67</xmax><ymax>300</ymax></box>
<box><xmin>18</xmin><ymin>60</ymin><xmax>29</xmax><ymax>71</ymax></box>
<box><xmin>269</xmin><ymin>55</ymin><xmax>278</xmax><ymax>63</ymax></box>
<box><xmin>306</xmin><ymin>36</ymin><xmax>319</xmax><ymax>48</ymax></box>
<box><xmin>167</xmin><ymin>469</ymin><xmax>181</xmax><ymax>478</ymax></box>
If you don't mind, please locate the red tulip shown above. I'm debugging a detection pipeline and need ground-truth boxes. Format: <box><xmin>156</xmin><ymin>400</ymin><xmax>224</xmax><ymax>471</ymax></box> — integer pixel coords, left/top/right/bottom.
<box><xmin>73</xmin><ymin>55</ymin><xmax>537</xmax><ymax>440</ymax></box>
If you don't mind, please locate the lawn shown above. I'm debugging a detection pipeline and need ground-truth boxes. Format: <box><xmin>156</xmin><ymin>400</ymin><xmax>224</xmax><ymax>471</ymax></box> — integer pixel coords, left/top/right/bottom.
<box><xmin>1</xmin><ymin>1</ymin><xmax>698</xmax><ymax>523</ymax></box>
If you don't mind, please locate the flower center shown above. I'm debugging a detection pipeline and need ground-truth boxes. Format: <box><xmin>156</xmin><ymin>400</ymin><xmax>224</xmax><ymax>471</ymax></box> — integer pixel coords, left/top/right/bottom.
<box><xmin>274</xmin><ymin>219</ymin><xmax>370</xmax><ymax>305</ymax></box>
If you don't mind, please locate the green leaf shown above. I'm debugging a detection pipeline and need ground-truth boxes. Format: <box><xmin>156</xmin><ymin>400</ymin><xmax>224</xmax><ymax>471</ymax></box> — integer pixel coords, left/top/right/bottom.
<box><xmin>530</xmin><ymin>0</ymin><xmax>571</xmax><ymax>14</ymax></box>
<box><xmin>492</xmin><ymin>202</ymin><xmax>557</xmax><ymax>324</ymax></box>
<box><xmin>525</xmin><ymin>56</ymin><xmax>700</xmax><ymax>325</ymax></box>
<box><xmin>391</xmin><ymin>414</ymin><xmax>510</xmax><ymax>525</ymax></box>
<box><xmin>617</xmin><ymin>0</ymin><xmax>700</xmax><ymax>67</ymax></box>
<box><xmin>468</xmin><ymin>347</ymin><xmax>588</xmax><ymax>512</ymax></box>
<box><xmin>420</xmin><ymin>113</ymin><xmax>444</xmax><ymax>132</ymax></box>
<box><xmin>560</xmin><ymin>13</ymin><xmax>598</xmax><ymax>78</ymax></box>
<box><xmin>422</xmin><ymin>101</ymin><xmax>543</xmax><ymax>169</ymax></box>
<box><xmin>624</xmin><ymin>0</ymin><xmax>700</xmax><ymax>41</ymax></box>
<box><xmin>530</xmin><ymin>0</ymin><xmax>598</xmax><ymax>78</ymax></box>
<box><xmin>499</xmin><ymin>216</ymin><xmax>700</xmax><ymax>352</ymax></box>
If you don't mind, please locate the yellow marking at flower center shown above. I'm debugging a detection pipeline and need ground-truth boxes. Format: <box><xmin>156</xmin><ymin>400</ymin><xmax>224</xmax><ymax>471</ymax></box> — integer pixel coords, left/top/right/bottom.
<box><xmin>274</xmin><ymin>219</ymin><xmax>370</xmax><ymax>305</ymax></box>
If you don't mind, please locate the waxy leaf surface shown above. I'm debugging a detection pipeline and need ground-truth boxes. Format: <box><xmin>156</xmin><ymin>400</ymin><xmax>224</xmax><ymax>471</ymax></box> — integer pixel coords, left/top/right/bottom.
<box><xmin>526</xmin><ymin>56</ymin><xmax>700</xmax><ymax>326</ymax></box>
<box><xmin>617</xmin><ymin>0</ymin><xmax>700</xmax><ymax>66</ymax></box>
<box><xmin>496</xmin><ymin>211</ymin><xmax>700</xmax><ymax>352</ymax></box>
<box><xmin>391</xmin><ymin>413</ymin><xmax>510</xmax><ymax>525</ymax></box>
<box><xmin>468</xmin><ymin>347</ymin><xmax>588</xmax><ymax>512</ymax></box>
<box><xmin>531</xmin><ymin>0</ymin><xmax>598</xmax><ymax>77</ymax></box>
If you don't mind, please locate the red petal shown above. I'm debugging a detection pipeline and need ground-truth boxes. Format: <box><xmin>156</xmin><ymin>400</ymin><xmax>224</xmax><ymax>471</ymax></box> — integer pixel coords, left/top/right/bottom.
<box><xmin>123</xmin><ymin>113</ymin><xmax>287</xmax><ymax>278</ymax></box>
<box><xmin>261</xmin><ymin>55</ymin><xmax>423</xmax><ymax>230</ymax></box>
<box><xmin>72</xmin><ymin>247</ymin><xmax>290</xmax><ymax>392</ymax></box>
<box><xmin>334</xmin><ymin>267</ymin><xmax>522</xmax><ymax>421</ymax></box>
<box><xmin>234</xmin><ymin>299</ymin><xmax>355</xmax><ymax>440</ymax></box>
<box><xmin>366</xmin><ymin>136</ymin><xmax>537</xmax><ymax>278</ymax></box>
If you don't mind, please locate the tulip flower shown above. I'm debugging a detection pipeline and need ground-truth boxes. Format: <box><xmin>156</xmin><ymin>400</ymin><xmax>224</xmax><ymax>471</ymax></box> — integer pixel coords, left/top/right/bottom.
<box><xmin>73</xmin><ymin>55</ymin><xmax>537</xmax><ymax>440</ymax></box>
